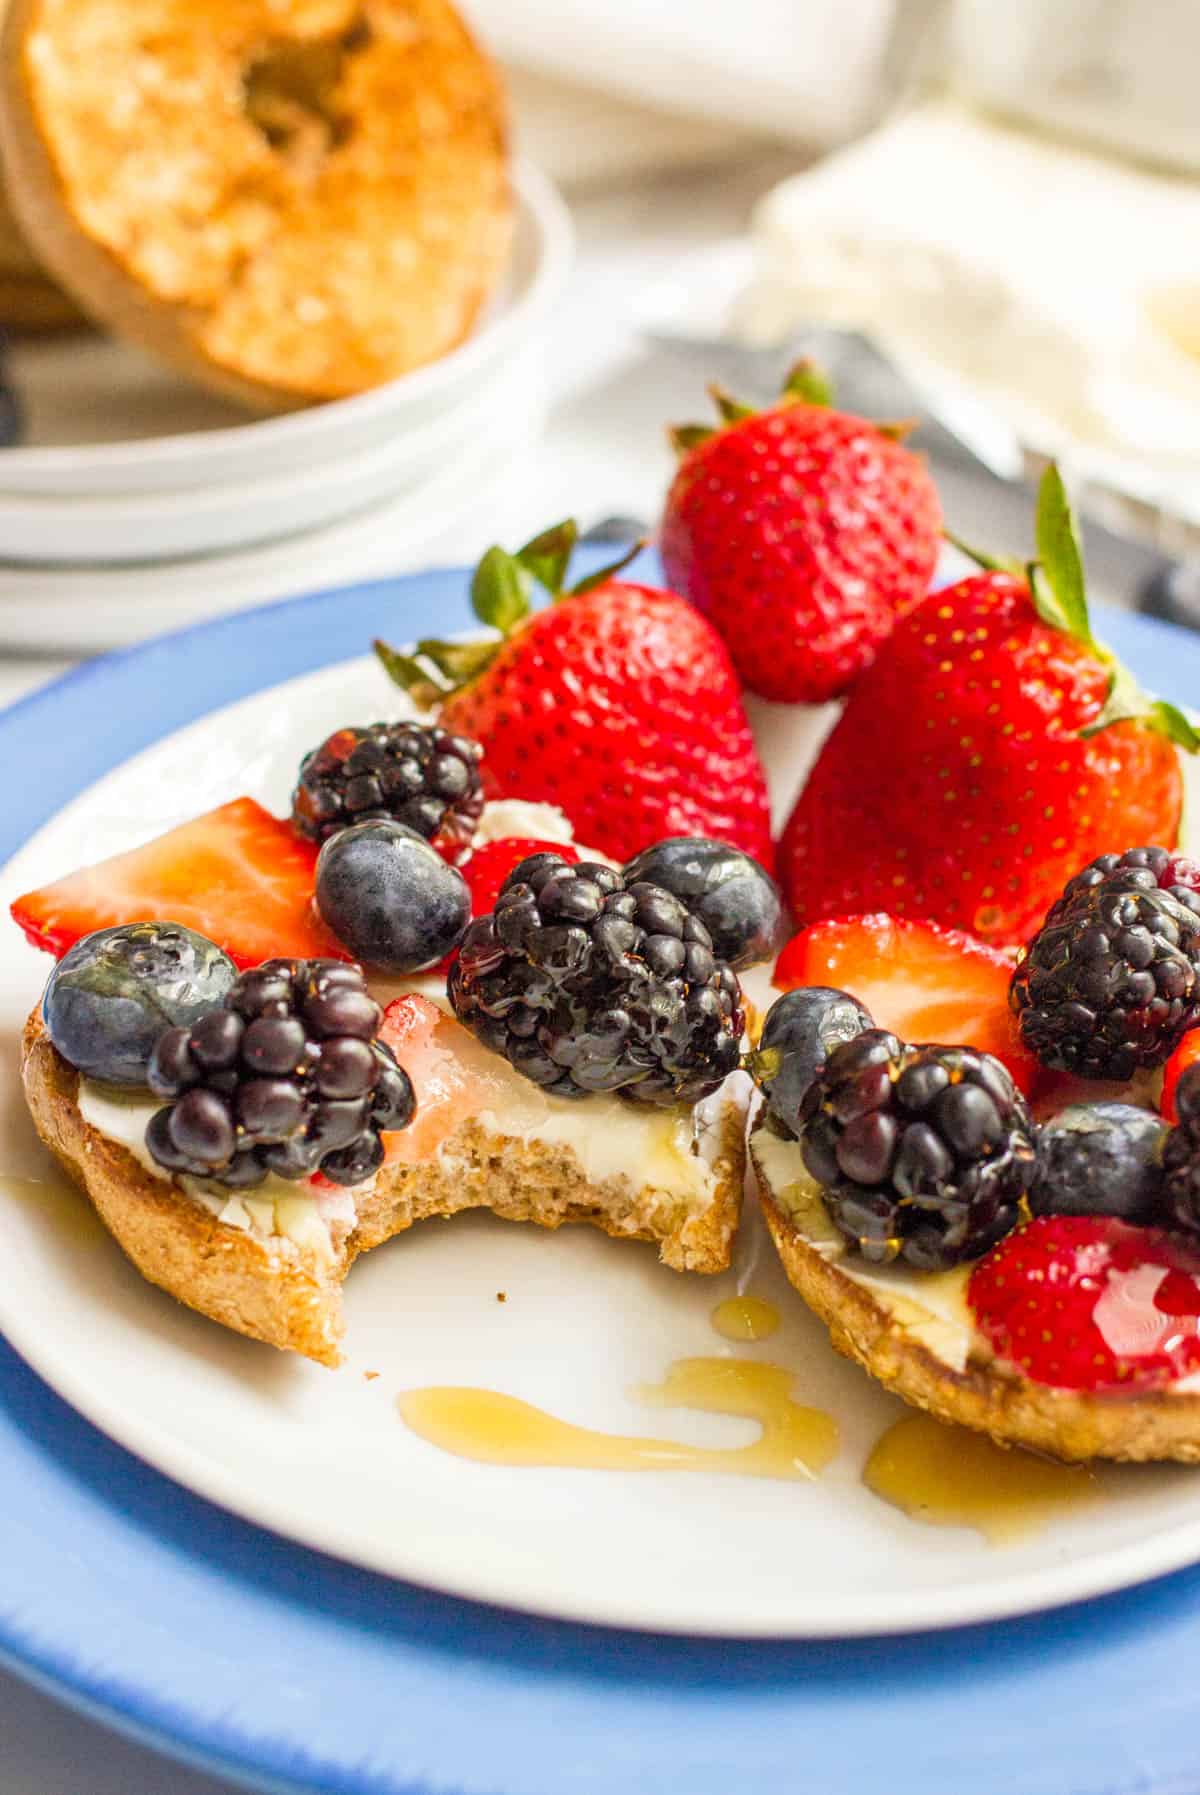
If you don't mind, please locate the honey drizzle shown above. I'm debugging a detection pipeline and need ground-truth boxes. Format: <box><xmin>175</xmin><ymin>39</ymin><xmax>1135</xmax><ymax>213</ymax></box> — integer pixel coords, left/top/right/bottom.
<box><xmin>864</xmin><ymin>1414</ymin><xmax>1101</xmax><ymax>1542</ymax></box>
<box><xmin>399</xmin><ymin>1357</ymin><xmax>838</xmax><ymax>1481</ymax></box>
<box><xmin>710</xmin><ymin>1295</ymin><xmax>780</xmax><ymax>1342</ymax></box>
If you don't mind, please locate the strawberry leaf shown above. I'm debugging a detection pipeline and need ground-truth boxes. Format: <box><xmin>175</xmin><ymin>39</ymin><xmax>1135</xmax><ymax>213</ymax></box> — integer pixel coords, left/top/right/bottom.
<box><xmin>373</xmin><ymin>639</ymin><xmax>449</xmax><ymax>708</ymax></box>
<box><xmin>415</xmin><ymin>638</ymin><xmax>498</xmax><ymax>684</ymax></box>
<box><xmin>782</xmin><ymin>359</ymin><xmax>833</xmax><ymax>406</ymax></box>
<box><xmin>1034</xmin><ymin>464</ymin><xmax>1095</xmax><ymax>649</ymax></box>
<box><xmin>1148</xmin><ymin>699</ymin><xmax>1200</xmax><ymax>752</ymax></box>
<box><xmin>515</xmin><ymin>520</ymin><xmax>577</xmax><ymax>597</ymax></box>
<box><xmin>470</xmin><ymin>546</ymin><xmax>531</xmax><ymax>634</ymax></box>
<box><xmin>708</xmin><ymin>383</ymin><xmax>756</xmax><ymax>424</ymax></box>
<box><xmin>668</xmin><ymin>423</ymin><xmax>715</xmax><ymax>457</ymax></box>
<box><xmin>942</xmin><ymin>529</ymin><xmax>1025</xmax><ymax>578</ymax></box>
<box><xmin>569</xmin><ymin>538</ymin><xmax>645</xmax><ymax>597</ymax></box>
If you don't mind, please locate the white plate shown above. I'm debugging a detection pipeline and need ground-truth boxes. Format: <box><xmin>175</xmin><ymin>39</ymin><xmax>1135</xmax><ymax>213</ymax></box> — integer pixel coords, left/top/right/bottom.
<box><xmin>4</xmin><ymin>650</ymin><xmax>1200</xmax><ymax>1638</ymax></box>
<box><xmin>0</xmin><ymin>347</ymin><xmax>537</xmax><ymax>564</ymax></box>
<box><xmin>0</xmin><ymin>161</ymin><xmax>571</xmax><ymax>499</ymax></box>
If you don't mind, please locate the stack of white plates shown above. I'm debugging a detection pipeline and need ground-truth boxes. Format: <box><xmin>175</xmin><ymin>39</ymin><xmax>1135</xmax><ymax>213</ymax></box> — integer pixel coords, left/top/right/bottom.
<box><xmin>0</xmin><ymin>161</ymin><xmax>572</xmax><ymax>650</ymax></box>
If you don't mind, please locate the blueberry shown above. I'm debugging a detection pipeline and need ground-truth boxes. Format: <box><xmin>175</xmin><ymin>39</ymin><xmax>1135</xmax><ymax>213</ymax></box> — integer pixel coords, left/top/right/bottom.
<box><xmin>622</xmin><ymin>837</ymin><xmax>783</xmax><ymax>970</ymax></box>
<box><xmin>315</xmin><ymin>819</ymin><xmax>470</xmax><ymax>973</ymax></box>
<box><xmin>752</xmin><ymin>986</ymin><xmax>873</xmax><ymax>1136</ymax></box>
<box><xmin>1030</xmin><ymin>1102</ymin><xmax>1168</xmax><ymax>1222</ymax></box>
<box><xmin>43</xmin><ymin>922</ymin><xmax>237</xmax><ymax>1086</ymax></box>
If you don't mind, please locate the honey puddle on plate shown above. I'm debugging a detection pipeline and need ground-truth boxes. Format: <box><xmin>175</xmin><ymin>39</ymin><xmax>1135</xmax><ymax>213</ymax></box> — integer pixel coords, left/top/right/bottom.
<box><xmin>710</xmin><ymin>1295</ymin><xmax>780</xmax><ymax>1342</ymax></box>
<box><xmin>865</xmin><ymin>1414</ymin><xmax>1102</xmax><ymax>1543</ymax></box>
<box><xmin>400</xmin><ymin>1356</ymin><xmax>838</xmax><ymax>1482</ymax></box>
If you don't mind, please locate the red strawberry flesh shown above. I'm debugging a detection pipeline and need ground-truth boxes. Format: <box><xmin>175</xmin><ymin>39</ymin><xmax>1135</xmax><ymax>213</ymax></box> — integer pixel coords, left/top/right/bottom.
<box><xmin>11</xmin><ymin>797</ymin><xmax>344</xmax><ymax>970</ymax></box>
<box><xmin>773</xmin><ymin>911</ymin><xmax>1037</xmax><ymax>1094</ymax></box>
<box><xmin>969</xmin><ymin>1215</ymin><xmax>1200</xmax><ymax>1392</ymax></box>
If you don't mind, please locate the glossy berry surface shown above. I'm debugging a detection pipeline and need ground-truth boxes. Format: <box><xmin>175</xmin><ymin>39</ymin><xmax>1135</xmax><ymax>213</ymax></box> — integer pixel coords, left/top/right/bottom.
<box><xmin>969</xmin><ymin>1215</ymin><xmax>1200</xmax><ymax>1392</ymax></box>
<box><xmin>774</xmin><ymin>912</ymin><xmax>1038</xmax><ymax>1094</ymax></box>
<box><xmin>1012</xmin><ymin>849</ymin><xmax>1200</xmax><ymax>1081</ymax></box>
<box><xmin>779</xmin><ymin>574</ymin><xmax>1183</xmax><ymax>947</ymax></box>
<box><xmin>433</xmin><ymin>837</ymin><xmax>582</xmax><ymax>974</ymax></box>
<box><xmin>622</xmin><ymin>836</ymin><xmax>782</xmax><ymax>970</ymax></box>
<box><xmin>1162</xmin><ymin>1028</ymin><xmax>1200</xmax><ymax>1123</ymax></box>
<box><xmin>800</xmin><ymin>1030</ymin><xmax>1036</xmax><ymax>1269</ymax></box>
<box><xmin>292</xmin><ymin>721</ymin><xmax>483</xmax><ymax>859</ymax></box>
<box><xmin>449</xmin><ymin>851</ymin><xmax>744</xmax><ymax>1105</ymax></box>
<box><xmin>1030</xmin><ymin>1102</ymin><xmax>1167</xmax><ymax>1223</ymax></box>
<box><xmin>438</xmin><ymin>580</ymin><xmax>774</xmax><ymax>867</ymax></box>
<box><xmin>315</xmin><ymin>820</ymin><xmax>471</xmax><ymax>974</ymax></box>
<box><xmin>752</xmin><ymin>987</ymin><xmax>872</xmax><ymax>1138</ymax></box>
<box><xmin>1162</xmin><ymin>1063</ymin><xmax>1200</xmax><ymax>1233</ymax></box>
<box><xmin>146</xmin><ymin>958</ymin><xmax>414</xmax><ymax>1188</ymax></box>
<box><xmin>43</xmin><ymin>922</ymin><xmax>236</xmax><ymax>1086</ymax></box>
<box><xmin>661</xmin><ymin>397</ymin><xmax>941</xmax><ymax>703</ymax></box>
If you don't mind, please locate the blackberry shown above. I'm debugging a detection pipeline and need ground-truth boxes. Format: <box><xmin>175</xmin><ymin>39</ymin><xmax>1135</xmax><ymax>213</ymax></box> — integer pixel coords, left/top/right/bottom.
<box><xmin>799</xmin><ymin>1030</ymin><xmax>1036</xmax><ymax>1269</ymax></box>
<box><xmin>448</xmin><ymin>852</ymin><xmax>744</xmax><ymax>1105</ymax></box>
<box><xmin>1163</xmin><ymin>1065</ymin><xmax>1200</xmax><ymax>1233</ymax></box>
<box><xmin>292</xmin><ymin>722</ymin><xmax>483</xmax><ymax>858</ymax></box>
<box><xmin>1012</xmin><ymin>848</ymin><xmax>1200</xmax><ymax>1081</ymax></box>
<box><xmin>145</xmin><ymin>958</ymin><xmax>414</xmax><ymax>1189</ymax></box>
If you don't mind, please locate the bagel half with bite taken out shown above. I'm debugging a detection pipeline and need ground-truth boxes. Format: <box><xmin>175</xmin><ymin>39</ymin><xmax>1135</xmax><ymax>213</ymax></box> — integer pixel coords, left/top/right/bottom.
<box><xmin>0</xmin><ymin>0</ymin><xmax>512</xmax><ymax>409</ymax></box>
<box><xmin>23</xmin><ymin>1009</ymin><xmax>747</xmax><ymax>1367</ymax></box>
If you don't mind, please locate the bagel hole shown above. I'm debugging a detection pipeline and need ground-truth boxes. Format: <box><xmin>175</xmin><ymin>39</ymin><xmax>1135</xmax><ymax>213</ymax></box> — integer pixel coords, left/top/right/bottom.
<box><xmin>243</xmin><ymin>15</ymin><xmax>372</xmax><ymax>167</ymax></box>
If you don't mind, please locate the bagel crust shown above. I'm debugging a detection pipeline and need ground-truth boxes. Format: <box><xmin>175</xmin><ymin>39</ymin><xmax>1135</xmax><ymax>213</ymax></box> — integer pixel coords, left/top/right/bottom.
<box><xmin>0</xmin><ymin>0</ymin><xmax>512</xmax><ymax>407</ymax></box>
<box><xmin>750</xmin><ymin>1127</ymin><xmax>1200</xmax><ymax>1464</ymax></box>
<box><xmin>21</xmin><ymin>1011</ymin><xmax>745</xmax><ymax>1366</ymax></box>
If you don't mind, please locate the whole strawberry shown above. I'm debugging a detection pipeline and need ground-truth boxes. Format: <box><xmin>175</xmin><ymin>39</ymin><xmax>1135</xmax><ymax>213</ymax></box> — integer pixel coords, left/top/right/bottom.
<box><xmin>375</xmin><ymin>524</ymin><xmax>773</xmax><ymax>867</ymax></box>
<box><xmin>660</xmin><ymin>363</ymin><xmax>942</xmax><ymax>703</ymax></box>
<box><xmin>780</xmin><ymin>467</ymin><xmax>1195</xmax><ymax>946</ymax></box>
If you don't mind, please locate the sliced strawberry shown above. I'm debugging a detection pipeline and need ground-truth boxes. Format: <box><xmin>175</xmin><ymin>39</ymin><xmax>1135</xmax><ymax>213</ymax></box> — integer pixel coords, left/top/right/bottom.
<box><xmin>11</xmin><ymin>797</ymin><xmax>344</xmax><ymax>971</ymax></box>
<box><xmin>969</xmin><ymin>1215</ymin><xmax>1200</xmax><ymax>1392</ymax></box>
<box><xmin>433</xmin><ymin>837</ymin><xmax>581</xmax><ymax>975</ymax></box>
<box><xmin>378</xmin><ymin>994</ymin><xmax>508</xmax><ymax>1164</ymax></box>
<box><xmin>774</xmin><ymin>912</ymin><xmax>1037</xmax><ymax>1095</ymax></box>
<box><xmin>1163</xmin><ymin>1030</ymin><xmax>1200</xmax><ymax>1124</ymax></box>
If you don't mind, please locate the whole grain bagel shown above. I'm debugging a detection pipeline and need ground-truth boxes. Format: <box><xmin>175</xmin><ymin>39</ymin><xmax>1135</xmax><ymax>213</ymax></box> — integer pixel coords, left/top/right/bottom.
<box><xmin>0</xmin><ymin>0</ymin><xmax>512</xmax><ymax>409</ymax></box>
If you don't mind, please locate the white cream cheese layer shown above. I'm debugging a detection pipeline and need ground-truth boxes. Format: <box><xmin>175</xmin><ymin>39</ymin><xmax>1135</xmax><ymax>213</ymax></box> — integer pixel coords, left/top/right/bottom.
<box><xmin>753</xmin><ymin>1125</ymin><xmax>1200</xmax><ymax>1396</ymax></box>
<box><xmin>77</xmin><ymin>1081</ymin><xmax>361</xmax><ymax>1261</ymax></box>
<box><xmin>753</xmin><ymin>1124</ymin><xmax>977</xmax><ymax>1375</ymax></box>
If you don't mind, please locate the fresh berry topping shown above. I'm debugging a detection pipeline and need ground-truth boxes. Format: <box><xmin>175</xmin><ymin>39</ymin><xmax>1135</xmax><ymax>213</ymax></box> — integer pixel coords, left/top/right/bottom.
<box><xmin>375</xmin><ymin>521</ymin><xmax>773</xmax><ymax>866</ymax></box>
<box><xmin>774</xmin><ymin>913</ymin><xmax>1037</xmax><ymax>1094</ymax></box>
<box><xmin>146</xmin><ymin>959</ymin><xmax>414</xmax><ymax>1189</ymax></box>
<box><xmin>314</xmin><ymin>820</ymin><xmax>471</xmax><ymax>974</ymax></box>
<box><xmin>292</xmin><ymin>721</ymin><xmax>483</xmax><ymax>858</ymax></box>
<box><xmin>622</xmin><ymin>836</ymin><xmax>782</xmax><ymax>970</ymax></box>
<box><xmin>1163</xmin><ymin>1028</ymin><xmax>1200</xmax><ymax>1123</ymax></box>
<box><xmin>660</xmin><ymin>365</ymin><xmax>942</xmax><ymax>703</ymax></box>
<box><xmin>799</xmin><ymin>1031</ymin><xmax>1036</xmax><ymax>1269</ymax></box>
<box><xmin>11</xmin><ymin>798</ymin><xmax>344</xmax><ymax>970</ymax></box>
<box><xmin>448</xmin><ymin>851</ymin><xmax>745</xmax><ymax>1105</ymax></box>
<box><xmin>42</xmin><ymin>922</ymin><xmax>237</xmax><ymax>1086</ymax></box>
<box><xmin>1162</xmin><ymin>1064</ymin><xmax>1200</xmax><ymax>1232</ymax></box>
<box><xmin>1011</xmin><ymin>849</ymin><xmax>1200</xmax><ymax>1081</ymax></box>
<box><xmin>968</xmin><ymin>1215</ymin><xmax>1200</xmax><ymax>1392</ymax></box>
<box><xmin>458</xmin><ymin>837</ymin><xmax>582</xmax><ymax>931</ymax></box>
<box><xmin>1030</xmin><ymin>1102</ymin><xmax>1167</xmax><ymax>1223</ymax></box>
<box><xmin>779</xmin><ymin>469</ymin><xmax>1192</xmax><ymax>947</ymax></box>
<box><xmin>749</xmin><ymin>986</ymin><xmax>872</xmax><ymax>1137</ymax></box>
